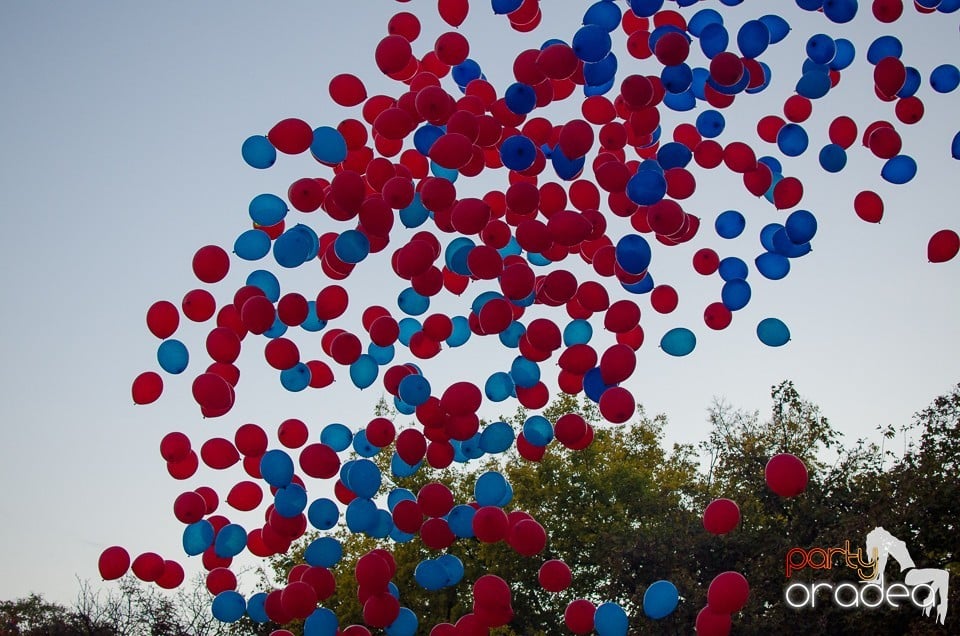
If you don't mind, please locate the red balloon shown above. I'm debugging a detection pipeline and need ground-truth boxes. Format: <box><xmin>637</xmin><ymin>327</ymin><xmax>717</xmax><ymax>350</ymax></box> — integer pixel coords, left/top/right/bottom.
<box><xmin>507</xmin><ymin>519</ymin><xmax>547</xmax><ymax>556</ymax></box>
<box><xmin>598</xmin><ymin>386</ymin><xmax>636</xmax><ymax>424</ymax></box>
<box><xmin>854</xmin><ymin>190</ymin><xmax>884</xmax><ymax>223</ymax></box>
<box><xmin>131</xmin><ymin>552</ymin><xmax>165</xmax><ymax>582</ymax></box>
<box><xmin>709</xmin><ymin>52</ymin><xmax>744</xmax><ymax>87</ymax></box>
<box><xmin>440</xmin><ymin>382</ymin><xmax>482</xmax><ymax>416</ymax></box>
<box><xmin>696</xmin><ymin>606</ymin><xmax>732</xmax><ymax>636</ymax></box>
<box><xmin>418</xmin><ymin>482</ymin><xmax>455</xmax><ymax>518</ymax></box>
<box><xmin>205</xmin><ymin>567</ymin><xmax>237</xmax><ymax>595</ymax></box>
<box><xmin>537</xmin><ymin>43</ymin><xmax>579</xmax><ymax>80</ymax></box>
<box><xmin>895</xmin><ymin>96</ymin><xmax>924</xmax><ymax>125</ymax></box>
<box><xmin>704</xmin><ymin>302</ymin><xmax>733</xmax><ymax>330</ymax></box>
<box><xmin>928</xmin><ymin>230</ymin><xmax>960</xmax><ymax>263</ymax></box>
<box><xmin>538</xmin><ymin>559</ymin><xmax>572</xmax><ymax>592</ymax></box>
<box><xmin>435</xmin><ymin>32</ymin><xmax>469</xmax><ymax>66</ymax></box>
<box><xmin>98</xmin><ymin>546</ymin><xmax>130</xmax><ymax>580</ymax></box>
<box><xmin>874</xmin><ymin>56</ymin><xmax>906</xmax><ymax>98</ymax></box>
<box><xmin>872</xmin><ymin>0</ymin><xmax>904</xmax><ymax>22</ymax></box>
<box><xmin>227</xmin><ymin>481</ymin><xmax>263</xmax><ymax>511</ymax></box>
<box><xmin>206</xmin><ymin>327</ymin><xmax>242</xmax><ymax>363</ymax></box>
<box><xmin>395</xmin><ymin>428</ymin><xmax>427</xmax><ymax>465</ymax></box>
<box><xmin>364</xmin><ymin>592</ymin><xmax>401</xmax><ymax>628</ymax></box>
<box><xmin>828</xmin><ymin>116</ymin><xmax>858</xmax><ymax>149</ymax></box>
<box><xmin>146</xmin><ymin>300</ymin><xmax>180</xmax><ymax>339</ymax></box>
<box><xmin>281</xmin><ymin>581</ymin><xmax>318</xmax><ymax>620</ymax></box>
<box><xmin>156</xmin><ymin>560</ymin><xmax>185</xmax><ymax>589</ymax></box>
<box><xmin>365</xmin><ymin>417</ymin><xmax>396</xmax><ymax>448</ymax></box>
<box><xmin>388</xmin><ymin>11</ymin><xmax>421</xmax><ymax>41</ymax></box>
<box><xmin>234</xmin><ymin>423</ymin><xmax>267</xmax><ymax>457</ymax></box>
<box><xmin>277</xmin><ymin>418</ymin><xmax>308</xmax><ymax>448</ymax></box>
<box><xmin>240</xmin><ymin>295</ymin><xmax>276</xmax><ymax>335</ymax></box>
<box><xmin>558</xmin><ymin>119</ymin><xmax>594</xmax><ymax>159</ymax></box>
<box><xmin>650</xmin><ymin>284</ymin><xmax>679</xmax><ymax>313</ymax></box>
<box><xmin>299</xmin><ymin>443</ymin><xmax>339</xmax><ymax>479</ymax></box>
<box><xmin>191</xmin><ymin>245</ymin><xmax>230</xmax><ymax>284</ymax></box>
<box><xmin>472</xmin><ymin>506</ymin><xmax>510</xmax><ymax>542</ymax></box>
<box><xmin>438</xmin><ymin>0</ymin><xmax>469</xmax><ymax>26</ymax></box>
<box><xmin>198</xmin><ymin>437</ymin><xmax>239</xmax><ymax>470</ymax></box>
<box><xmin>722</xmin><ymin>142</ymin><xmax>756</xmax><ymax>173</ymax></box>
<box><xmin>166</xmin><ymin>450</ymin><xmax>199</xmax><ymax>480</ymax></box>
<box><xmin>564</xmin><ymin>599</ymin><xmax>596</xmax><ymax>634</ymax></box>
<box><xmin>703</xmin><ymin>498</ymin><xmax>741</xmax><ymax>535</ymax></box>
<box><xmin>765</xmin><ymin>453</ymin><xmax>808</xmax><ymax>497</ymax></box>
<box><xmin>707</xmin><ymin>571</ymin><xmax>750</xmax><ymax>614</ymax></box>
<box><xmin>772</xmin><ymin>176</ymin><xmax>803</xmax><ymax>210</ymax></box>
<box><xmin>374</xmin><ymin>35</ymin><xmax>412</xmax><ymax>75</ymax></box>
<box><xmin>604</xmin><ymin>299</ymin><xmax>641</xmax><ymax>333</ymax></box>
<box><xmin>429</xmin><ymin>133</ymin><xmax>474</xmax><ymax>169</ymax></box>
<box><xmin>783</xmin><ymin>95</ymin><xmax>812</xmax><ymax>123</ymax></box>
<box><xmin>599</xmin><ymin>344</ymin><xmax>636</xmax><ymax>384</ymax></box>
<box><xmin>268</xmin><ymin>118</ymin><xmax>313</xmax><ymax>155</ymax></box>
<box><xmin>173</xmin><ymin>491</ymin><xmax>207</xmax><ymax>524</ymax></box>
<box><xmin>132</xmin><ymin>371</ymin><xmax>163</xmax><ymax>405</ymax></box>
<box><xmin>192</xmin><ymin>373</ymin><xmax>234</xmax><ymax>412</ymax></box>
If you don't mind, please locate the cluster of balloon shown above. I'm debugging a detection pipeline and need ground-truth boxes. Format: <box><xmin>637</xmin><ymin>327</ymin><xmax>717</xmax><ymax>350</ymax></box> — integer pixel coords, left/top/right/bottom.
<box><xmin>110</xmin><ymin>1</ymin><xmax>957</xmax><ymax>635</ymax></box>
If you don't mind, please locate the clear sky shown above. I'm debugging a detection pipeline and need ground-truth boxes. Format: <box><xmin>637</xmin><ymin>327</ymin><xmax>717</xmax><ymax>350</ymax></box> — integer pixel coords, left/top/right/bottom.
<box><xmin>0</xmin><ymin>0</ymin><xmax>957</xmax><ymax>607</ymax></box>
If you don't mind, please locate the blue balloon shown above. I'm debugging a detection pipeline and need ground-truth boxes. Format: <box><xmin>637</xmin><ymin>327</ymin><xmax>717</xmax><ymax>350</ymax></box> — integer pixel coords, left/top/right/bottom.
<box><xmin>510</xmin><ymin>356</ymin><xmax>540</xmax><ymax>388</ymax></box>
<box><xmin>484</xmin><ymin>372</ymin><xmax>515</xmax><ymax>402</ymax></box>
<box><xmin>352</xmin><ymin>430</ymin><xmax>378</xmax><ymax>459</ymax></box>
<box><xmin>334</xmin><ymin>229</ymin><xmax>370</xmax><ymax>264</ymax></box>
<box><xmin>300</xmin><ymin>301</ymin><xmax>327</xmax><ymax>332</ymax></box>
<box><xmin>660</xmin><ymin>328</ymin><xmax>696</xmax><ymax>356</ymax></box>
<box><xmin>182</xmin><ymin>520</ymin><xmax>214</xmax><ymax>556</ymax></box>
<box><xmin>475</xmin><ymin>471</ymin><xmax>511</xmax><ymax>507</ymax></box>
<box><xmin>931</xmin><ymin>64</ymin><xmax>960</xmax><ymax>93</ymax></box>
<box><xmin>757</xmin><ymin>317</ymin><xmax>791</xmax><ymax>347</ymax></box>
<box><xmin>657</xmin><ymin>142</ymin><xmax>693</xmax><ymax>170</ymax></box>
<box><xmin>796</xmin><ymin>70</ymin><xmax>832</xmax><ymax>99</ymax></box>
<box><xmin>550</xmin><ymin>146</ymin><xmax>585</xmax><ymax>180</ymax></box>
<box><xmin>274</xmin><ymin>224</ymin><xmax>318</xmax><ymax>268</ymax></box>
<box><xmin>387</xmin><ymin>488</ymin><xmax>415</xmax><ymax>512</ymax></box>
<box><xmin>830</xmin><ymin>38</ymin><xmax>856</xmax><ymax>71</ymax></box>
<box><xmin>718</xmin><ymin>257</ymin><xmax>749</xmax><ymax>282</ymax></box>
<box><xmin>772</xmin><ymin>229</ymin><xmax>812</xmax><ymax>258</ymax></box>
<box><xmin>500</xmin><ymin>135</ymin><xmax>537</xmax><ymax>171</ymax></box>
<box><xmin>583</xmin><ymin>367</ymin><xmax>613</xmax><ymax>402</ymax></box>
<box><xmin>583</xmin><ymin>1</ymin><xmax>622</xmax><ymax>31</ymax></box>
<box><xmin>504</xmin><ymin>82</ymin><xmax>537</xmax><ymax>115</ymax></box>
<box><xmin>157</xmin><ymin>339</ymin><xmax>188</xmax><ymax>374</ymax></box>
<box><xmin>308</xmin><ymin>497</ymin><xmax>340</xmax><ymax>530</ymax></box>
<box><xmin>248</xmin><ymin>193</ymin><xmax>287</xmax><ymax>227</ymax></box>
<box><xmin>246</xmin><ymin>269</ymin><xmax>280</xmax><ymax>301</ymax></box>
<box><xmin>715</xmin><ymin>210</ymin><xmax>745</xmax><ymax>239</ymax></box>
<box><xmin>371</xmin><ymin>508</ymin><xmax>395</xmax><ymax>540</ymax></box>
<box><xmin>629</xmin><ymin>0</ymin><xmax>664</xmax><ymax>17</ymax></box>
<box><xmin>368</xmin><ymin>343</ymin><xmax>394</xmax><ymax>365</ymax></box>
<box><xmin>397</xmin><ymin>318</ymin><xmax>421</xmax><ymax>346</ymax></box>
<box><xmin>699</xmin><ymin>22</ymin><xmax>729</xmax><ymax>59</ymax></box>
<box><xmin>643</xmin><ymin>580</ymin><xmax>679</xmax><ymax>619</ymax></box>
<box><xmin>260</xmin><ymin>450</ymin><xmax>294</xmax><ymax>487</ymax></box>
<box><xmin>499</xmin><ymin>321</ymin><xmax>526</xmax><ymax>348</ymax></box>
<box><xmin>386</xmin><ymin>607</ymin><xmax>418</xmax><ymax>636</ymax></box>
<box><xmin>867</xmin><ymin>36</ymin><xmax>902</xmax><ymax>64</ymax></box>
<box><xmin>695</xmin><ymin>110</ymin><xmax>725</xmax><ymax>139</ymax></box>
<box><xmin>662</xmin><ymin>88</ymin><xmax>696</xmax><ymax>112</ymax></box>
<box><xmin>584</xmin><ymin>53</ymin><xmax>618</xmax><ymax>87</ymax></box>
<box><xmin>823</xmin><ymin>0</ymin><xmax>858</xmax><ymax>23</ymax></box>
<box><xmin>881</xmin><ymin>155</ymin><xmax>917</xmax><ymax>185</ymax></box>
<box><xmin>563</xmin><ymin>319</ymin><xmax>593</xmax><ymax>345</ymax></box>
<box><xmin>413</xmin><ymin>125</ymin><xmax>444</xmax><ymax>155</ymax></box>
<box><xmin>320</xmin><ymin>423</ymin><xmax>352</xmax><ymax>452</ymax></box>
<box><xmin>759</xmin><ymin>14</ymin><xmax>790</xmax><ymax>43</ymax></box>
<box><xmin>615</xmin><ymin>234</ymin><xmax>652</xmax><ymax>274</ymax></box>
<box><xmin>777</xmin><ymin>123</ymin><xmax>809</xmax><ymax>157</ymax></box>
<box><xmin>345</xmin><ymin>497</ymin><xmax>377</xmax><ymax>533</ymax></box>
<box><xmin>345</xmin><ymin>458</ymin><xmax>381</xmax><ymax>498</ymax></box>
<box><xmin>523</xmin><ymin>415</ymin><xmax>553</xmax><ymax>447</ymax></box>
<box><xmin>952</xmin><ymin>132</ymin><xmax>960</xmax><ymax>160</ymax></box>
<box><xmin>595</xmin><ymin>601</ymin><xmax>629</xmax><ymax>635</ymax></box>
<box><xmin>759</xmin><ymin>155</ymin><xmax>783</xmax><ymax>174</ymax></box>
<box><xmin>745</xmin><ymin>61</ymin><xmax>772</xmax><ymax>94</ymax></box>
<box><xmin>305</xmin><ymin>536</ymin><xmax>343</xmax><ymax>568</ymax></box>
<box><xmin>274</xmin><ymin>483</ymin><xmax>308</xmax><ymax>517</ymax></box>
<box><xmin>755</xmin><ymin>252</ymin><xmax>791</xmax><ymax>280</ymax></box>
<box><xmin>737</xmin><ymin>19</ymin><xmax>770</xmax><ymax>58</ymax></box>
<box><xmin>309</xmin><ymin>126</ymin><xmax>346</xmax><ymax>164</ymax></box>
<box><xmin>304</xmin><ymin>607</ymin><xmax>339</xmax><ymax>636</ymax></box>
<box><xmin>280</xmin><ymin>363</ymin><xmax>311</xmax><ymax>392</ymax></box>
<box><xmin>688</xmin><ymin>9</ymin><xmax>723</xmax><ymax>37</ymax></box>
<box><xmin>214</xmin><ymin>523</ymin><xmax>247</xmax><ymax>558</ymax></box>
<box><xmin>819</xmin><ymin>143</ymin><xmax>847</xmax><ymax>173</ymax></box>
<box><xmin>448</xmin><ymin>504</ymin><xmax>477</xmax><ymax>538</ymax></box>
<box><xmin>760</xmin><ymin>223</ymin><xmax>784</xmax><ymax>252</ymax></box>
<box><xmin>721</xmin><ymin>279</ymin><xmax>752</xmax><ymax>310</ymax></box>
<box><xmin>438</xmin><ymin>554</ymin><xmax>465</xmax><ymax>586</ymax></box>
<box><xmin>246</xmin><ymin>592</ymin><xmax>268</xmax><ymax>624</ymax></box>
<box><xmin>414</xmin><ymin>559</ymin><xmax>448</xmax><ymax>591</ymax></box>
<box><xmin>447</xmin><ymin>316</ymin><xmax>471</xmax><ymax>347</ymax></box>
<box><xmin>805</xmin><ymin>33</ymin><xmax>836</xmax><ymax>64</ymax></box>
<box><xmin>233</xmin><ymin>228</ymin><xmax>271</xmax><ymax>261</ymax></box>
<box><xmin>399</xmin><ymin>194</ymin><xmax>430</xmax><ymax>229</ymax></box>
<box><xmin>492</xmin><ymin>0</ymin><xmax>522</xmax><ymax>14</ymax></box>
<box><xmin>785</xmin><ymin>210</ymin><xmax>818</xmax><ymax>243</ymax></box>
<box><xmin>660</xmin><ymin>63</ymin><xmax>693</xmax><ymax>94</ymax></box>
<box><xmin>572</xmin><ymin>24</ymin><xmax>612</xmax><ymax>63</ymax></box>
<box><xmin>398</xmin><ymin>374</ymin><xmax>431</xmax><ymax>406</ymax></box>
<box><xmin>480</xmin><ymin>421</ymin><xmax>515</xmax><ymax>454</ymax></box>
<box><xmin>211</xmin><ymin>591</ymin><xmax>246</xmax><ymax>623</ymax></box>
<box><xmin>391</xmin><ymin>452</ymin><xmax>421</xmax><ymax>478</ymax></box>
<box><xmin>451</xmin><ymin>59</ymin><xmax>482</xmax><ymax>88</ymax></box>
<box><xmin>398</xmin><ymin>288</ymin><xmax>430</xmax><ymax>317</ymax></box>
<box><xmin>241</xmin><ymin>135</ymin><xmax>276</xmax><ymax>169</ymax></box>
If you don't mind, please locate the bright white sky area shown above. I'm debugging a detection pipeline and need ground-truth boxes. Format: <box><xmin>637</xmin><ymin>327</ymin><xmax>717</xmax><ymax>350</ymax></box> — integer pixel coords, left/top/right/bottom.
<box><xmin>0</xmin><ymin>0</ymin><xmax>957</xmax><ymax>607</ymax></box>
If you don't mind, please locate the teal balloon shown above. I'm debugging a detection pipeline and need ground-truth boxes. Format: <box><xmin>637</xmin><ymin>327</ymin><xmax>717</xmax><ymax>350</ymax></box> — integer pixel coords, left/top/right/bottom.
<box><xmin>246</xmin><ymin>269</ymin><xmax>281</xmax><ymax>301</ymax></box>
<box><xmin>643</xmin><ymin>580</ymin><xmax>679</xmax><ymax>619</ymax></box>
<box><xmin>368</xmin><ymin>343</ymin><xmax>394</xmax><ymax>365</ymax></box>
<box><xmin>309</xmin><ymin>126</ymin><xmax>347</xmax><ymax>164</ymax></box>
<box><xmin>484</xmin><ymin>372</ymin><xmax>515</xmax><ymax>402</ymax></box>
<box><xmin>391</xmin><ymin>452</ymin><xmax>421</xmax><ymax>478</ymax></box>
<box><xmin>304</xmin><ymin>536</ymin><xmax>343</xmax><ymax>568</ymax></box>
<box><xmin>475</xmin><ymin>471</ymin><xmax>511</xmax><ymax>507</ymax></box>
<box><xmin>248</xmin><ymin>193</ymin><xmax>287</xmax><ymax>227</ymax></box>
<box><xmin>399</xmin><ymin>193</ymin><xmax>429</xmax><ymax>228</ymax></box>
<box><xmin>260</xmin><ymin>449</ymin><xmax>294</xmax><ymax>487</ymax></box>
<box><xmin>280</xmin><ymin>363</ymin><xmax>311</xmax><ymax>392</ymax></box>
<box><xmin>414</xmin><ymin>559</ymin><xmax>447</xmax><ymax>591</ymax></box>
<box><xmin>660</xmin><ymin>327</ymin><xmax>696</xmax><ymax>356</ymax></box>
<box><xmin>398</xmin><ymin>287</ymin><xmax>429</xmax><ymax>316</ymax></box>
<box><xmin>334</xmin><ymin>229</ymin><xmax>370</xmax><ymax>264</ymax></box>
<box><xmin>345</xmin><ymin>497</ymin><xmax>377</xmax><ymax>533</ymax></box>
<box><xmin>274</xmin><ymin>483</ymin><xmax>308</xmax><ymax>517</ymax></box>
<box><xmin>241</xmin><ymin>135</ymin><xmax>276</xmax><ymax>169</ymax></box>
<box><xmin>447</xmin><ymin>504</ymin><xmax>476</xmax><ymax>538</ymax></box>
<box><xmin>398</xmin><ymin>318</ymin><xmax>421</xmax><ymax>346</ymax></box>
<box><xmin>563</xmin><ymin>319</ymin><xmax>593</xmax><ymax>345</ymax></box>
<box><xmin>182</xmin><ymin>520</ymin><xmax>214</xmax><ymax>556</ymax></box>
<box><xmin>349</xmin><ymin>354</ymin><xmax>378</xmax><ymax>389</ymax></box>
<box><xmin>510</xmin><ymin>356</ymin><xmax>540</xmax><ymax>388</ymax></box>
<box><xmin>757</xmin><ymin>318</ymin><xmax>790</xmax><ymax>347</ymax></box>
<box><xmin>157</xmin><ymin>339</ymin><xmax>188</xmax><ymax>374</ymax></box>
<box><xmin>523</xmin><ymin>415</ymin><xmax>553</xmax><ymax>446</ymax></box>
<box><xmin>499</xmin><ymin>321</ymin><xmax>526</xmax><ymax>348</ymax></box>
<box><xmin>246</xmin><ymin>592</ymin><xmax>268</xmax><ymax>623</ymax></box>
<box><xmin>213</xmin><ymin>523</ymin><xmax>247</xmax><ymax>558</ymax></box>
<box><xmin>351</xmin><ymin>430</ymin><xmax>379</xmax><ymax>458</ymax></box>
<box><xmin>595</xmin><ymin>601</ymin><xmax>629</xmax><ymax>635</ymax></box>
<box><xmin>211</xmin><ymin>591</ymin><xmax>246</xmax><ymax>623</ymax></box>
<box><xmin>480</xmin><ymin>421</ymin><xmax>515</xmax><ymax>454</ymax></box>
<box><xmin>386</xmin><ymin>607</ymin><xmax>418</xmax><ymax>636</ymax></box>
<box><xmin>447</xmin><ymin>315</ymin><xmax>471</xmax><ymax>346</ymax></box>
<box><xmin>398</xmin><ymin>374</ymin><xmax>431</xmax><ymax>406</ymax></box>
<box><xmin>345</xmin><ymin>458</ymin><xmax>381</xmax><ymax>498</ymax></box>
<box><xmin>234</xmin><ymin>228</ymin><xmax>271</xmax><ymax>261</ymax></box>
<box><xmin>308</xmin><ymin>497</ymin><xmax>339</xmax><ymax>530</ymax></box>
<box><xmin>320</xmin><ymin>423</ymin><xmax>352</xmax><ymax>451</ymax></box>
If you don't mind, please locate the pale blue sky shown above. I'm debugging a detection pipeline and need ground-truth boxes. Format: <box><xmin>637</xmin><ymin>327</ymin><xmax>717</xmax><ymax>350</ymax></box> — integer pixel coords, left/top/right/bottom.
<box><xmin>0</xmin><ymin>1</ymin><xmax>957</xmax><ymax>606</ymax></box>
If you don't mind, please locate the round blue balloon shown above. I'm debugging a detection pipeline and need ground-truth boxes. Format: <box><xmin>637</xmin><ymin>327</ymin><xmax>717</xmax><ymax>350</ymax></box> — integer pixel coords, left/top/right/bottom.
<box><xmin>320</xmin><ymin>423</ymin><xmax>352</xmax><ymax>451</ymax></box>
<box><xmin>563</xmin><ymin>319</ymin><xmax>593</xmax><ymax>345</ymax></box>
<box><xmin>695</xmin><ymin>110</ymin><xmax>725</xmax><ymax>139</ymax></box>
<box><xmin>480</xmin><ymin>421</ymin><xmax>515</xmax><ymax>454</ymax></box>
<box><xmin>334</xmin><ymin>229</ymin><xmax>370</xmax><ymax>264</ymax></box>
<box><xmin>308</xmin><ymin>497</ymin><xmax>340</xmax><ymax>530</ymax></box>
<box><xmin>447</xmin><ymin>504</ymin><xmax>476</xmax><ymax>538</ymax></box>
<box><xmin>881</xmin><ymin>155</ymin><xmax>917</xmax><ymax>185</ymax></box>
<box><xmin>757</xmin><ymin>317</ymin><xmax>791</xmax><ymax>346</ymax></box>
<box><xmin>721</xmin><ymin>279</ymin><xmax>752</xmax><ymax>311</ymax></box>
<box><xmin>818</xmin><ymin>143</ymin><xmax>847</xmax><ymax>173</ymax></box>
<box><xmin>595</xmin><ymin>601</ymin><xmax>629</xmax><ymax>635</ymax></box>
<box><xmin>182</xmin><ymin>520</ymin><xmax>214</xmax><ymax>556</ymax></box>
<box><xmin>234</xmin><ymin>228</ymin><xmax>271</xmax><ymax>261</ymax></box>
<box><xmin>274</xmin><ymin>483</ymin><xmax>308</xmax><ymax>518</ymax></box>
<box><xmin>572</xmin><ymin>24</ymin><xmax>612</xmax><ymax>63</ymax></box>
<box><xmin>930</xmin><ymin>64</ymin><xmax>960</xmax><ymax>93</ymax></box>
<box><xmin>484</xmin><ymin>372</ymin><xmax>515</xmax><ymax>402</ymax></box>
<box><xmin>157</xmin><ymin>339</ymin><xmax>189</xmax><ymax>374</ymax></box>
<box><xmin>309</xmin><ymin>126</ymin><xmax>347</xmax><ymax>164</ymax></box>
<box><xmin>211</xmin><ymin>591</ymin><xmax>246</xmax><ymax>623</ymax></box>
<box><xmin>213</xmin><ymin>523</ymin><xmax>247</xmax><ymax>558</ymax></box>
<box><xmin>785</xmin><ymin>209</ymin><xmax>818</xmax><ymax>244</ymax></box>
<box><xmin>248</xmin><ymin>193</ymin><xmax>287</xmax><ymax>227</ymax></box>
<box><xmin>737</xmin><ymin>19</ymin><xmax>770</xmax><ymax>58</ymax></box>
<box><xmin>345</xmin><ymin>497</ymin><xmax>377</xmax><ymax>533</ymax></box>
<box><xmin>660</xmin><ymin>328</ymin><xmax>696</xmax><ymax>357</ymax></box>
<box><xmin>615</xmin><ymin>234</ymin><xmax>652</xmax><ymax>274</ymax></box>
<box><xmin>500</xmin><ymin>135</ymin><xmax>537</xmax><ymax>171</ymax></box>
<box><xmin>246</xmin><ymin>592</ymin><xmax>268</xmax><ymax>624</ymax></box>
<box><xmin>643</xmin><ymin>580</ymin><xmax>679</xmax><ymax>619</ymax></box>
<box><xmin>755</xmin><ymin>252</ymin><xmax>791</xmax><ymax>280</ymax></box>
<box><xmin>386</xmin><ymin>607</ymin><xmax>418</xmax><ymax>636</ymax></box>
<box><xmin>777</xmin><ymin>123</ymin><xmax>809</xmax><ymax>157</ymax></box>
<box><xmin>398</xmin><ymin>374</ymin><xmax>431</xmax><ymax>406</ymax></box>
<box><xmin>759</xmin><ymin>14</ymin><xmax>790</xmax><ymax>44</ymax></box>
<box><xmin>241</xmin><ymin>135</ymin><xmax>276</xmax><ymax>169</ymax></box>
<box><xmin>718</xmin><ymin>257</ymin><xmax>749</xmax><ymax>282</ymax></box>
<box><xmin>349</xmin><ymin>355</ymin><xmax>378</xmax><ymax>390</ymax></box>
<box><xmin>475</xmin><ymin>471</ymin><xmax>511</xmax><ymax>507</ymax></box>
<box><xmin>583</xmin><ymin>1</ymin><xmax>622</xmax><ymax>31</ymax></box>
<box><xmin>304</xmin><ymin>607</ymin><xmax>339</xmax><ymax>636</ymax></box>
<box><xmin>510</xmin><ymin>356</ymin><xmax>541</xmax><ymax>388</ymax></box>
<box><xmin>867</xmin><ymin>36</ymin><xmax>902</xmax><ymax>64</ymax></box>
<box><xmin>260</xmin><ymin>449</ymin><xmax>294</xmax><ymax>488</ymax></box>
<box><xmin>246</xmin><ymin>269</ymin><xmax>281</xmax><ymax>302</ymax></box>
<box><xmin>304</xmin><ymin>536</ymin><xmax>343</xmax><ymax>568</ymax></box>
<box><xmin>504</xmin><ymin>82</ymin><xmax>537</xmax><ymax>115</ymax></box>
<box><xmin>715</xmin><ymin>210</ymin><xmax>745</xmax><ymax>239</ymax></box>
<box><xmin>523</xmin><ymin>415</ymin><xmax>553</xmax><ymax>447</ymax></box>
<box><xmin>280</xmin><ymin>363</ymin><xmax>311</xmax><ymax>392</ymax></box>
<box><xmin>805</xmin><ymin>33</ymin><xmax>836</xmax><ymax>64</ymax></box>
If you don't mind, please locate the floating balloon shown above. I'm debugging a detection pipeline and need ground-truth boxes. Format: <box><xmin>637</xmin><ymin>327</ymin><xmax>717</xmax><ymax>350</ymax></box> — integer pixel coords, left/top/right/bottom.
<box><xmin>765</xmin><ymin>453</ymin><xmax>809</xmax><ymax>497</ymax></box>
